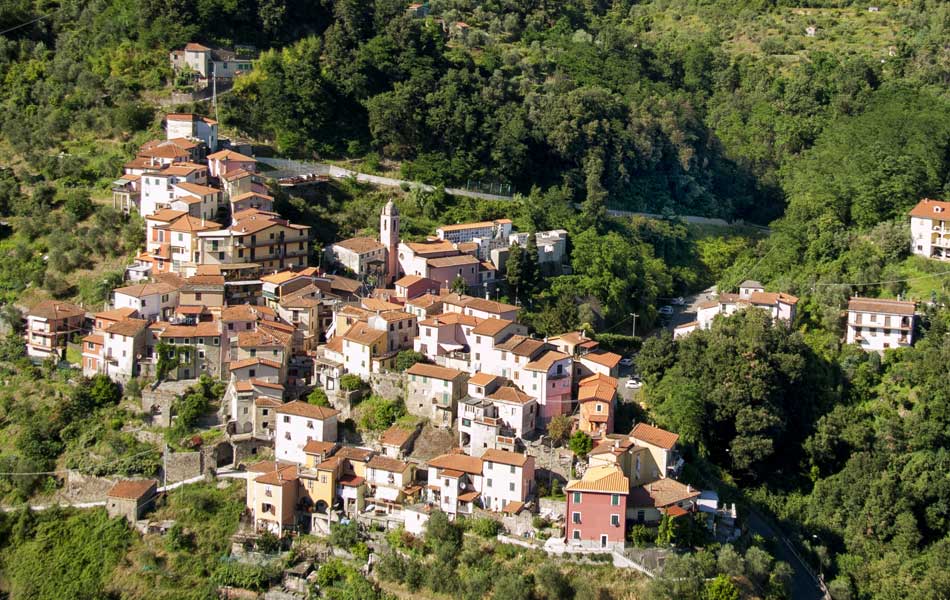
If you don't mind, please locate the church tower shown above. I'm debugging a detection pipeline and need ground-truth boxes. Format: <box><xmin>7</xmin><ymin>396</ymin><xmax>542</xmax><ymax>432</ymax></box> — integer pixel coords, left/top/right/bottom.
<box><xmin>380</xmin><ymin>199</ymin><xmax>400</xmax><ymax>283</ymax></box>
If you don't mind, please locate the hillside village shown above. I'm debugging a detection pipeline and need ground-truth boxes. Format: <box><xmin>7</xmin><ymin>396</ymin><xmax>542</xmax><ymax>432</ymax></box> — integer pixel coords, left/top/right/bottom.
<box><xmin>17</xmin><ymin>84</ymin><xmax>942</xmax><ymax>590</ymax></box>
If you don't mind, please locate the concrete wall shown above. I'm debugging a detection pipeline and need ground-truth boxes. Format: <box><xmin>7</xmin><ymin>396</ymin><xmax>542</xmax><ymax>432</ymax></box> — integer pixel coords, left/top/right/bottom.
<box><xmin>539</xmin><ymin>498</ymin><xmax>567</xmax><ymax>518</ymax></box>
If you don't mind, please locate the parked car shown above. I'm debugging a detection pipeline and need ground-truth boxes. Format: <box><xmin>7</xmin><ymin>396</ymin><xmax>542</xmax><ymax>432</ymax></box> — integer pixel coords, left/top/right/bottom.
<box><xmin>659</xmin><ymin>305</ymin><xmax>674</xmax><ymax>316</ymax></box>
<box><xmin>625</xmin><ymin>378</ymin><xmax>643</xmax><ymax>390</ymax></box>
<box><xmin>672</xmin><ymin>296</ymin><xmax>686</xmax><ymax>305</ymax></box>
<box><xmin>619</xmin><ymin>357</ymin><xmax>634</xmax><ymax>368</ymax></box>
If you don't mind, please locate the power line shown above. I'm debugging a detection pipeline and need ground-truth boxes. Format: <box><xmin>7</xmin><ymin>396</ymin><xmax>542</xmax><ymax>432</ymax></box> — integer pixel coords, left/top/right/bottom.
<box><xmin>0</xmin><ymin>12</ymin><xmax>52</xmax><ymax>37</ymax></box>
<box><xmin>812</xmin><ymin>268</ymin><xmax>950</xmax><ymax>289</ymax></box>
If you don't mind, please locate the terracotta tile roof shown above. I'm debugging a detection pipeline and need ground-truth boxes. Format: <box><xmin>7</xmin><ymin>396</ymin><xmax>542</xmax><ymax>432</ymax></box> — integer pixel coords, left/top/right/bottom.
<box><xmin>395</xmin><ymin>275</ymin><xmax>428</xmax><ymax>287</ymax></box>
<box><xmin>246</xmin><ymin>460</ymin><xmax>291</xmax><ymax>473</ymax></box>
<box><xmin>848</xmin><ymin>297</ymin><xmax>916</xmax><ymax>315</ymax></box>
<box><xmin>629</xmin><ymin>478</ymin><xmax>700</xmax><ymax>509</ymax></box>
<box><xmin>107</xmin><ymin>479</ymin><xmax>157</xmax><ymax>500</ymax></box>
<box><xmin>525</xmin><ymin>350</ymin><xmax>570</xmax><ymax>372</ymax></box>
<box><xmin>221</xmin><ymin>168</ymin><xmax>254</xmax><ymax>182</ymax></box>
<box><xmin>488</xmin><ymin>386</ymin><xmax>534</xmax><ymax>405</ymax></box>
<box><xmin>327</xmin><ymin>275</ymin><xmax>362</xmax><ymax>295</ymax></box>
<box><xmin>231</xmin><ymin>191</ymin><xmax>273</xmax><ymax>203</ymax></box>
<box><xmin>334</xmin><ymin>236</ymin><xmax>385</xmax><ymax>254</ymax></box>
<box><xmin>471</xmin><ymin>318</ymin><xmax>514</xmax><ymax>337</ymax></box>
<box><xmin>458</xmin><ymin>490</ymin><xmax>480</xmax><ymax>502</ymax></box>
<box><xmin>336</xmin><ymin>446</ymin><xmax>374</xmax><ymax>462</ymax></box>
<box><xmin>275</xmin><ymin>400</ymin><xmax>340</xmax><ymax>420</ymax></box>
<box><xmin>322</xmin><ymin>336</ymin><xmax>344</xmax><ymax>354</ymax></box>
<box><xmin>183</xmin><ymin>274</ymin><xmax>225</xmax><ymax>288</ymax></box>
<box><xmin>254</xmin><ymin>464</ymin><xmax>299</xmax><ymax>485</ymax></box>
<box><xmin>147</xmin><ymin>209</ymin><xmax>189</xmax><ymax>223</ymax></box>
<box><xmin>229</xmin><ymin>357</ymin><xmax>281</xmax><ymax>371</ymax></box>
<box><xmin>174</xmin><ymin>181</ymin><xmax>220</xmax><ymax>196</ymax></box>
<box><xmin>579</xmin><ymin>381</ymin><xmax>616</xmax><ymax>403</ymax></box>
<box><xmin>427</xmin><ymin>452</ymin><xmax>483</xmax><ymax>475</ymax></box>
<box><xmin>82</xmin><ymin>333</ymin><xmax>103</xmax><ymax>346</ymax></box>
<box><xmin>427</xmin><ymin>254</ymin><xmax>480</xmax><ymax>268</ymax></box>
<box><xmin>579</xmin><ymin>373</ymin><xmax>618</xmax><ymax>388</ymax></box>
<box><xmin>114</xmin><ymin>282</ymin><xmax>179</xmax><ymax>298</ymax></box>
<box><xmin>419</xmin><ymin>312</ymin><xmax>479</xmax><ymax>327</ymax></box>
<box><xmin>361</xmin><ymin>298</ymin><xmax>403</xmax><ymax>312</ymax></box>
<box><xmin>481</xmin><ymin>449</ymin><xmax>530</xmax><ymax>467</ymax></box>
<box><xmin>630</xmin><ymin>423</ymin><xmax>680</xmax><ymax>450</ymax></box>
<box><xmin>105</xmin><ymin>318</ymin><xmax>150</xmax><ymax>337</ymax></box>
<box><xmin>166</xmin><ymin>214</ymin><xmax>221</xmax><ymax>234</ymax></box>
<box><xmin>208</xmin><ymin>149</ymin><xmax>256</xmax><ymax>162</ymax></box>
<box><xmin>157</xmin><ymin>322</ymin><xmax>220</xmax><ymax>338</ymax></box>
<box><xmin>564</xmin><ymin>465</ymin><xmax>629</xmax><ymax>494</ymax></box>
<box><xmin>260</xmin><ymin>270</ymin><xmax>305</xmax><ymax>285</ymax></box>
<box><xmin>439</xmin><ymin>469</ymin><xmax>464</xmax><ymax>478</ymax></box>
<box><xmin>580</xmin><ymin>351</ymin><xmax>622</xmax><ymax>369</ymax></box>
<box><xmin>379</xmin><ymin>425</ymin><xmax>415</xmax><ymax>448</ymax></box>
<box><xmin>589</xmin><ymin>435</ymin><xmax>636</xmax><ymax>456</ymax></box>
<box><xmin>437</xmin><ymin>220</ymin><xmax>498</xmax><ymax>233</ymax></box>
<box><xmin>368</xmin><ymin>455</ymin><xmax>412</xmax><ymax>474</ymax></box>
<box><xmin>29</xmin><ymin>300</ymin><xmax>85</xmax><ymax>320</ymax></box>
<box><xmin>237</xmin><ymin>329</ymin><xmax>285</xmax><ymax>348</ymax></box>
<box><xmin>495</xmin><ymin>335</ymin><xmax>546</xmax><ymax>356</ymax></box>
<box><xmin>339</xmin><ymin>474</ymin><xmax>365</xmax><ymax>487</ymax></box>
<box><xmin>221</xmin><ymin>304</ymin><xmax>273</xmax><ymax>322</ymax></box>
<box><xmin>463</xmin><ymin>298</ymin><xmax>519</xmax><ymax>314</ymax></box>
<box><xmin>468</xmin><ymin>372</ymin><xmax>500</xmax><ymax>387</ymax></box>
<box><xmin>404</xmin><ymin>240</ymin><xmax>457</xmax><ymax>255</ymax></box>
<box><xmin>342</xmin><ymin>323</ymin><xmax>386</xmax><ymax>346</ymax></box>
<box><xmin>254</xmin><ymin>397</ymin><xmax>282</xmax><ymax>407</ymax></box>
<box><xmin>502</xmin><ymin>500</ymin><xmax>525</xmax><ymax>515</ymax></box>
<box><xmin>372</xmin><ymin>310</ymin><xmax>414</xmax><ymax>323</ymax></box>
<box><xmin>909</xmin><ymin>198</ymin><xmax>950</xmax><ymax>219</ymax></box>
<box><xmin>250</xmin><ymin>378</ymin><xmax>284</xmax><ymax>391</ymax></box>
<box><xmin>406</xmin><ymin>362</ymin><xmax>464</xmax><ymax>381</ymax></box>
<box><xmin>303</xmin><ymin>440</ymin><xmax>337</xmax><ymax>455</ymax></box>
<box><xmin>173</xmin><ymin>194</ymin><xmax>203</xmax><ymax>206</ymax></box>
<box><xmin>406</xmin><ymin>293</ymin><xmax>444</xmax><ymax>309</ymax></box>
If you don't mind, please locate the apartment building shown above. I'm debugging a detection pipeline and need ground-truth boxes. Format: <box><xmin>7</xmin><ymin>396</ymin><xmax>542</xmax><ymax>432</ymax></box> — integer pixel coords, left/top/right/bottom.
<box><xmin>405</xmin><ymin>363</ymin><xmax>468</xmax><ymax>427</ymax></box>
<box><xmin>274</xmin><ymin>401</ymin><xmax>340</xmax><ymax>464</ymax></box>
<box><xmin>910</xmin><ymin>198</ymin><xmax>950</xmax><ymax>260</ymax></box>
<box><xmin>26</xmin><ymin>300</ymin><xmax>85</xmax><ymax>359</ymax></box>
<box><xmin>845</xmin><ymin>297</ymin><xmax>916</xmax><ymax>352</ymax></box>
<box><xmin>197</xmin><ymin>210</ymin><xmax>310</xmax><ymax>272</ymax></box>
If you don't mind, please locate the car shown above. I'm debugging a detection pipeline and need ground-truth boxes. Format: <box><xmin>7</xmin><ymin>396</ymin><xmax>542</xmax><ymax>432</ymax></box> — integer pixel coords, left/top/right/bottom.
<box><xmin>619</xmin><ymin>357</ymin><xmax>634</xmax><ymax>368</ymax></box>
<box><xmin>658</xmin><ymin>305</ymin><xmax>674</xmax><ymax>316</ymax></box>
<box><xmin>625</xmin><ymin>378</ymin><xmax>643</xmax><ymax>390</ymax></box>
<box><xmin>672</xmin><ymin>296</ymin><xmax>686</xmax><ymax>306</ymax></box>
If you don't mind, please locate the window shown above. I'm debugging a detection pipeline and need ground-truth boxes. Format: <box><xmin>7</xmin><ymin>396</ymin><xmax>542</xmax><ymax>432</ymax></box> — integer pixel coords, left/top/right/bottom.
<box><xmin>283</xmin><ymin>416</ymin><xmax>290</xmax><ymax>423</ymax></box>
<box><xmin>284</xmin><ymin>432</ymin><xmax>291</xmax><ymax>440</ymax></box>
<box><xmin>572</xmin><ymin>492</ymin><xmax>581</xmax><ymax>504</ymax></box>
<box><xmin>262</xmin><ymin>409</ymin><xmax>268</xmax><ymax>416</ymax></box>
<box><xmin>249</xmin><ymin>369</ymin><xmax>256</xmax><ymax>377</ymax></box>
<box><xmin>243</xmin><ymin>407</ymin><xmax>248</xmax><ymax>414</ymax></box>
<box><xmin>596</xmin><ymin>403</ymin><xmax>602</xmax><ymax>412</ymax></box>
<box><xmin>510</xmin><ymin>465</ymin><xmax>515</xmax><ymax>474</ymax></box>
<box><xmin>307</xmin><ymin>421</ymin><xmax>314</xmax><ymax>429</ymax></box>
<box><xmin>572</xmin><ymin>529</ymin><xmax>580</xmax><ymax>540</ymax></box>
<box><xmin>509</xmin><ymin>482</ymin><xmax>515</xmax><ymax>492</ymax></box>
<box><xmin>485</xmin><ymin>461</ymin><xmax>492</xmax><ymax>470</ymax></box>
<box><xmin>487</xmin><ymin>478</ymin><xmax>492</xmax><ymax>487</ymax></box>
<box><xmin>611</xmin><ymin>494</ymin><xmax>620</xmax><ymax>506</ymax></box>
<box><xmin>572</xmin><ymin>512</ymin><xmax>581</xmax><ymax>524</ymax></box>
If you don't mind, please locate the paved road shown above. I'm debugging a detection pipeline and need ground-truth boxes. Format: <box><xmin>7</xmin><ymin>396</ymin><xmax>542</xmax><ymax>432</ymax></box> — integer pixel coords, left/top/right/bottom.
<box><xmin>258</xmin><ymin>157</ymin><xmax>773</xmax><ymax>232</ymax></box>
<box><xmin>745</xmin><ymin>508</ymin><xmax>827</xmax><ymax>600</ymax></box>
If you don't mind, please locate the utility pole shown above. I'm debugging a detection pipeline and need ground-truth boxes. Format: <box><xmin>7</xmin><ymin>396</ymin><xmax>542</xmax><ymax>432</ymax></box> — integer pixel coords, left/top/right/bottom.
<box><xmin>212</xmin><ymin>63</ymin><xmax>218</xmax><ymax>121</ymax></box>
<box><xmin>630</xmin><ymin>313</ymin><xmax>639</xmax><ymax>338</ymax></box>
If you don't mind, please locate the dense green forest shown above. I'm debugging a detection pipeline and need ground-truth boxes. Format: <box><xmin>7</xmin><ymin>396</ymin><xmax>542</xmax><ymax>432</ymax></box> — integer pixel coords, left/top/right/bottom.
<box><xmin>1</xmin><ymin>0</ymin><xmax>950</xmax><ymax>599</ymax></box>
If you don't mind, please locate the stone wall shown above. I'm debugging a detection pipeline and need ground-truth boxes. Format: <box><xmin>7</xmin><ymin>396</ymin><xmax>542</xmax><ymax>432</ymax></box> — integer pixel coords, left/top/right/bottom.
<box><xmin>142</xmin><ymin>388</ymin><xmax>176</xmax><ymax>428</ymax></box>
<box><xmin>538</xmin><ymin>498</ymin><xmax>567</xmax><ymax>518</ymax></box>
<box><xmin>233</xmin><ymin>438</ymin><xmax>272</xmax><ymax>466</ymax></box>
<box><xmin>369</xmin><ymin>372</ymin><xmax>405</xmax><ymax>402</ymax></box>
<box><xmin>164</xmin><ymin>450</ymin><xmax>202</xmax><ymax>483</ymax></box>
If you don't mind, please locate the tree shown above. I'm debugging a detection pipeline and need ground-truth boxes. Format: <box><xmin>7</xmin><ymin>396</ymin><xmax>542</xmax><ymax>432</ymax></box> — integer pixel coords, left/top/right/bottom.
<box><xmin>568</xmin><ymin>431</ymin><xmax>593</xmax><ymax>458</ymax></box>
<box><xmin>340</xmin><ymin>374</ymin><xmax>364</xmax><ymax>391</ymax></box>
<box><xmin>656</xmin><ymin>514</ymin><xmax>675</xmax><ymax>546</ymax></box>
<box><xmin>425</xmin><ymin>510</ymin><xmax>462</xmax><ymax>565</ymax></box>
<box><xmin>580</xmin><ymin>150</ymin><xmax>608</xmax><ymax>232</ymax></box>
<box><xmin>62</xmin><ymin>189</ymin><xmax>94</xmax><ymax>221</ymax></box>
<box><xmin>357</xmin><ymin>395</ymin><xmax>406</xmax><ymax>431</ymax></box>
<box><xmin>506</xmin><ymin>242</ymin><xmax>525</xmax><ymax>303</ymax></box>
<box><xmin>704</xmin><ymin>575</ymin><xmax>739</xmax><ymax>600</ymax></box>
<box><xmin>450</xmin><ymin>276</ymin><xmax>467</xmax><ymax>295</ymax></box>
<box><xmin>547</xmin><ymin>415</ymin><xmax>572</xmax><ymax>446</ymax></box>
<box><xmin>394</xmin><ymin>350</ymin><xmax>426</xmax><ymax>372</ymax></box>
<box><xmin>494</xmin><ymin>572</ymin><xmax>534</xmax><ymax>600</ymax></box>
<box><xmin>308</xmin><ymin>388</ymin><xmax>330</xmax><ymax>407</ymax></box>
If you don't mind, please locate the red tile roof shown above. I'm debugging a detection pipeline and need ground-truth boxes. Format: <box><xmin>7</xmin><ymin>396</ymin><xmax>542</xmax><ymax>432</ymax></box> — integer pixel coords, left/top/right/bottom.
<box><xmin>107</xmin><ymin>479</ymin><xmax>157</xmax><ymax>500</ymax></box>
<box><xmin>630</xmin><ymin>423</ymin><xmax>679</xmax><ymax>450</ymax></box>
<box><xmin>481</xmin><ymin>449</ymin><xmax>530</xmax><ymax>467</ymax></box>
<box><xmin>275</xmin><ymin>400</ymin><xmax>340</xmax><ymax>420</ymax></box>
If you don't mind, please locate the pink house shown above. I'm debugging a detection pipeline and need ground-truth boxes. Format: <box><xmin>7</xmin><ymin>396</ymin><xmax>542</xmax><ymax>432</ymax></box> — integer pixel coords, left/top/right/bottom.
<box><xmin>426</xmin><ymin>254</ymin><xmax>481</xmax><ymax>289</ymax></box>
<box><xmin>565</xmin><ymin>465</ymin><xmax>629</xmax><ymax>549</ymax></box>
<box><xmin>522</xmin><ymin>349</ymin><xmax>573</xmax><ymax>423</ymax></box>
<box><xmin>395</xmin><ymin>275</ymin><xmax>442</xmax><ymax>300</ymax></box>
<box><xmin>207</xmin><ymin>149</ymin><xmax>257</xmax><ymax>179</ymax></box>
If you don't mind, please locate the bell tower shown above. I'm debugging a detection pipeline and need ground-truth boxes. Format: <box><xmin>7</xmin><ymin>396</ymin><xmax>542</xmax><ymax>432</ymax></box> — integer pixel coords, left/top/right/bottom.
<box><xmin>380</xmin><ymin>199</ymin><xmax>400</xmax><ymax>283</ymax></box>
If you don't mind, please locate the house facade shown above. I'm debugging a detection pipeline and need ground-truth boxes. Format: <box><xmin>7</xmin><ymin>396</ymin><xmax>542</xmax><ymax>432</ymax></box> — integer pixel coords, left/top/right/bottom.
<box><xmin>845</xmin><ymin>297</ymin><xmax>916</xmax><ymax>352</ymax></box>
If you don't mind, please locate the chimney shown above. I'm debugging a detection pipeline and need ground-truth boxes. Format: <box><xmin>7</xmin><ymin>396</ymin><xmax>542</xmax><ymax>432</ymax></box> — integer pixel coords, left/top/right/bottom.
<box><xmin>613</xmin><ymin>439</ymin><xmax>620</xmax><ymax>449</ymax></box>
<box><xmin>687</xmin><ymin>484</ymin><xmax>692</xmax><ymax>493</ymax></box>
<box><xmin>277</xmin><ymin>469</ymin><xmax>283</xmax><ymax>482</ymax></box>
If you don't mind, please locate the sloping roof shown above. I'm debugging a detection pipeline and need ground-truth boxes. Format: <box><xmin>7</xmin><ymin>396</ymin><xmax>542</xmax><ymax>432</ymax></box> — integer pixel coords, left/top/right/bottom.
<box><xmin>29</xmin><ymin>300</ymin><xmax>84</xmax><ymax>320</ymax></box>
<box><xmin>427</xmin><ymin>254</ymin><xmax>480</xmax><ymax>268</ymax></box>
<box><xmin>157</xmin><ymin>322</ymin><xmax>220</xmax><ymax>338</ymax></box>
<box><xmin>261</xmin><ymin>270</ymin><xmax>306</xmax><ymax>285</ymax></box>
<box><xmin>579</xmin><ymin>373</ymin><xmax>618</xmax><ymax>388</ymax></box>
<box><xmin>208</xmin><ymin>149</ymin><xmax>256</xmax><ymax>162</ymax></box>
<box><xmin>581</xmin><ymin>351</ymin><xmax>622</xmax><ymax>369</ymax></box>
<box><xmin>630</xmin><ymin>423</ymin><xmax>680</xmax><ymax>449</ymax></box>
<box><xmin>471</xmin><ymin>318</ymin><xmax>514</xmax><ymax>337</ymax></box>
<box><xmin>275</xmin><ymin>400</ymin><xmax>340</xmax><ymax>420</ymax></box>
<box><xmin>495</xmin><ymin>335</ymin><xmax>546</xmax><ymax>357</ymax></box>
<box><xmin>481</xmin><ymin>449</ymin><xmax>530</xmax><ymax>467</ymax></box>
<box><xmin>334</xmin><ymin>236</ymin><xmax>385</xmax><ymax>254</ymax></box>
<box><xmin>525</xmin><ymin>349</ymin><xmax>570</xmax><ymax>372</ymax></box>
<box><xmin>463</xmin><ymin>298</ymin><xmax>519</xmax><ymax>314</ymax></box>
<box><xmin>114</xmin><ymin>282</ymin><xmax>178</xmax><ymax>298</ymax></box>
<box><xmin>174</xmin><ymin>181</ymin><xmax>220</xmax><ymax>196</ymax></box>
<box><xmin>342</xmin><ymin>323</ymin><xmax>386</xmax><ymax>346</ymax></box>
<box><xmin>739</xmin><ymin>279</ymin><xmax>763</xmax><ymax>289</ymax></box>
<box><xmin>229</xmin><ymin>357</ymin><xmax>282</xmax><ymax>371</ymax></box>
<box><xmin>361</xmin><ymin>298</ymin><xmax>402</xmax><ymax>312</ymax></box>
<box><xmin>336</xmin><ymin>446</ymin><xmax>374</xmax><ymax>462</ymax></box>
<box><xmin>629</xmin><ymin>478</ymin><xmax>700</xmax><ymax>509</ymax></box>
<box><xmin>427</xmin><ymin>452</ymin><xmax>483</xmax><ymax>475</ymax></box>
<box><xmin>237</xmin><ymin>329</ymin><xmax>285</xmax><ymax>348</ymax></box>
<box><xmin>579</xmin><ymin>381</ymin><xmax>616</xmax><ymax>403</ymax></box>
<box><xmin>221</xmin><ymin>304</ymin><xmax>273</xmax><ymax>322</ymax></box>
<box><xmin>848</xmin><ymin>297</ymin><xmax>916</xmax><ymax>315</ymax></box>
<box><xmin>221</xmin><ymin>168</ymin><xmax>254</xmax><ymax>182</ymax></box>
<box><xmin>488</xmin><ymin>386</ymin><xmax>534</xmax><ymax>405</ymax></box>
<box><xmin>105</xmin><ymin>318</ymin><xmax>150</xmax><ymax>337</ymax></box>
<box><xmin>230</xmin><ymin>191</ymin><xmax>273</xmax><ymax>203</ymax></box>
<box><xmin>564</xmin><ymin>465</ymin><xmax>629</xmax><ymax>494</ymax></box>
<box><xmin>419</xmin><ymin>312</ymin><xmax>479</xmax><ymax>328</ymax></box>
<box><xmin>406</xmin><ymin>362</ymin><xmax>464</xmax><ymax>381</ymax></box>
<box><xmin>468</xmin><ymin>372</ymin><xmax>500</xmax><ymax>387</ymax></box>
<box><xmin>368</xmin><ymin>455</ymin><xmax>412</xmax><ymax>474</ymax></box>
<box><xmin>909</xmin><ymin>198</ymin><xmax>950</xmax><ymax>219</ymax></box>
<box><xmin>437</xmin><ymin>220</ymin><xmax>498</xmax><ymax>233</ymax></box>
<box><xmin>379</xmin><ymin>425</ymin><xmax>415</xmax><ymax>448</ymax></box>
<box><xmin>107</xmin><ymin>479</ymin><xmax>157</xmax><ymax>500</ymax></box>
<box><xmin>303</xmin><ymin>440</ymin><xmax>337</xmax><ymax>455</ymax></box>
<box><xmin>254</xmin><ymin>464</ymin><xmax>299</xmax><ymax>485</ymax></box>
<box><xmin>147</xmin><ymin>209</ymin><xmax>189</xmax><ymax>223</ymax></box>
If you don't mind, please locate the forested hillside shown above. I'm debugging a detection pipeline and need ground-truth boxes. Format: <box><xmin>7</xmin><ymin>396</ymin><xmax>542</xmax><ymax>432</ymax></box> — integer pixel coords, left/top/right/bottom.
<box><xmin>1</xmin><ymin>1</ymin><xmax>950</xmax><ymax>599</ymax></box>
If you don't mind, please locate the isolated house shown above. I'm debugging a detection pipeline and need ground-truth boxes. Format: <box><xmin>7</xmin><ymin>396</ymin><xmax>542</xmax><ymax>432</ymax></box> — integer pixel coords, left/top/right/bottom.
<box><xmin>26</xmin><ymin>300</ymin><xmax>85</xmax><ymax>359</ymax></box>
<box><xmin>845</xmin><ymin>297</ymin><xmax>916</xmax><ymax>352</ymax></box>
<box><xmin>106</xmin><ymin>479</ymin><xmax>158</xmax><ymax>524</ymax></box>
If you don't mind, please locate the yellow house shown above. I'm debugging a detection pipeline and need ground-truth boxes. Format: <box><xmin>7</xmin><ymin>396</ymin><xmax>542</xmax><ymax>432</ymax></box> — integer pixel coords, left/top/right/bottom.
<box><xmin>342</xmin><ymin>323</ymin><xmax>390</xmax><ymax>378</ymax></box>
<box><xmin>245</xmin><ymin>461</ymin><xmax>299</xmax><ymax>534</ymax></box>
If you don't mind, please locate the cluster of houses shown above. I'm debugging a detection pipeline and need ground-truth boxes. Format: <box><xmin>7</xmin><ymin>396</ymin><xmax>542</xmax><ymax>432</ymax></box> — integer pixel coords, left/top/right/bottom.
<box><xmin>20</xmin><ymin>88</ymin><xmax>950</xmax><ymax>551</ymax></box>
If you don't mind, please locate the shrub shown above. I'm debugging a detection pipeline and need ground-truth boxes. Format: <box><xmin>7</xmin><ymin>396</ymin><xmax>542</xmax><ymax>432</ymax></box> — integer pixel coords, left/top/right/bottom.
<box><xmin>469</xmin><ymin>516</ymin><xmax>502</xmax><ymax>538</ymax></box>
<box><xmin>628</xmin><ymin>524</ymin><xmax>653</xmax><ymax>547</ymax></box>
<box><xmin>307</xmin><ymin>387</ymin><xmax>329</xmax><ymax>406</ymax></box>
<box><xmin>357</xmin><ymin>395</ymin><xmax>406</xmax><ymax>431</ymax></box>
<box><xmin>340</xmin><ymin>374</ymin><xmax>363</xmax><ymax>391</ymax></box>
<box><xmin>394</xmin><ymin>349</ymin><xmax>427</xmax><ymax>371</ymax></box>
